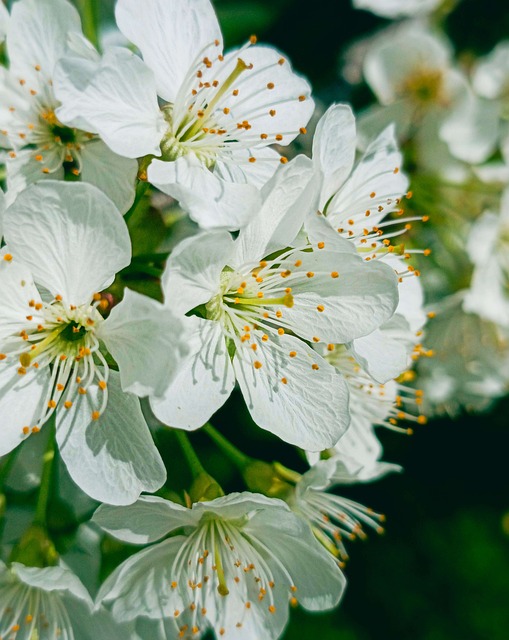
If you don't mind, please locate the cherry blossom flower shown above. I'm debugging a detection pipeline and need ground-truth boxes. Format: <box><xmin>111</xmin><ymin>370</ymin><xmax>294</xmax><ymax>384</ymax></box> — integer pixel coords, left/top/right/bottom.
<box><xmin>0</xmin><ymin>181</ymin><xmax>186</xmax><ymax>504</ymax></box>
<box><xmin>94</xmin><ymin>492</ymin><xmax>346</xmax><ymax>640</ymax></box>
<box><xmin>0</xmin><ymin>560</ymin><xmax>126</xmax><ymax>640</ymax></box>
<box><xmin>0</xmin><ymin>0</ymin><xmax>137</xmax><ymax>213</ymax></box>
<box><xmin>150</xmin><ymin>157</ymin><xmax>400</xmax><ymax>451</ymax></box>
<box><xmin>53</xmin><ymin>0</ymin><xmax>314</xmax><ymax>229</ymax></box>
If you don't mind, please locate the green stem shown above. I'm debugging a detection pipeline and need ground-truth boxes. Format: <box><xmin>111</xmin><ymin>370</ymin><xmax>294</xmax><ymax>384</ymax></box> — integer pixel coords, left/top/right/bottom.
<box><xmin>78</xmin><ymin>0</ymin><xmax>100</xmax><ymax>50</ymax></box>
<box><xmin>33</xmin><ymin>420</ymin><xmax>56</xmax><ymax>527</ymax></box>
<box><xmin>202</xmin><ymin>423</ymin><xmax>251</xmax><ymax>470</ymax></box>
<box><xmin>125</xmin><ymin>180</ymin><xmax>150</xmax><ymax>224</ymax></box>
<box><xmin>174</xmin><ymin>430</ymin><xmax>205</xmax><ymax>479</ymax></box>
<box><xmin>0</xmin><ymin>445</ymin><xmax>23</xmax><ymax>492</ymax></box>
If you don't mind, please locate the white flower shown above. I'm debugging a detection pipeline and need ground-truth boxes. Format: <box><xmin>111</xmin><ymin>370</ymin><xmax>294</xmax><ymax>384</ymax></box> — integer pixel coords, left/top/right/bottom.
<box><xmin>464</xmin><ymin>188</ymin><xmax>509</xmax><ymax>327</ymax></box>
<box><xmin>0</xmin><ymin>180</ymin><xmax>187</xmax><ymax>504</ymax></box>
<box><xmin>353</xmin><ymin>0</ymin><xmax>442</xmax><ymax>18</ymax></box>
<box><xmin>0</xmin><ymin>560</ymin><xmax>125</xmax><ymax>640</ymax></box>
<box><xmin>361</xmin><ymin>23</ymin><xmax>498</xmax><ymax>165</ymax></box>
<box><xmin>304</xmin><ymin>104</ymin><xmax>426</xmax><ymax>383</ymax></box>
<box><xmin>53</xmin><ymin>0</ymin><xmax>314</xmax><ymax>229</ymax></box>
<box><xmin>473</xmin><ymin>41</ymin><xmax>509</xmax><ymax>106</ymax></box>
<box><xmin>289</xmin><ymin>456</ymin><xmax>399</xmax><ymax>562</ymax></box>
<box><xmin>94</xmin><ymin>492</ymin><xmax>345</xmax><ymax>640</ymax></box>
<box><xmin>417</xmin><ymin>293</ymin><xmax>509</xmax><ymax>416</ymax></box>
<box><xmin>150</xmin><ymin>157</ymin><xmax>399</xmax><ymax>451</ymax></box>
<box><xmin>0</xmin><ymin>0</ymin><xmax>138</xmax><ymax>213</ymax></box>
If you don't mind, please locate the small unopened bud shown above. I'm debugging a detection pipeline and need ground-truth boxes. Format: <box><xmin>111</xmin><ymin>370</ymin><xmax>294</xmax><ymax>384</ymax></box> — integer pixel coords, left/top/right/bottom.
<box><xmin>189</xmin><ymin>472</ymin><xmax>224</xmax><ymax>503</ymax></box>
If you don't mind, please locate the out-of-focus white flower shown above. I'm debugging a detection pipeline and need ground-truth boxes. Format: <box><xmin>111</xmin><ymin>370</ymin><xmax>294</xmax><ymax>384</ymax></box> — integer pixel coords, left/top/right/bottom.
<box><xmin>0</xmin><ymin>560</ymin><xmax>125</xmax><ymax>640</ymax></box>
<box><xmin>150</xmin><ymin>157</ymin><xmax>400</xmax><ymax>451</ymax></box>
<box><xmin>353</xmin><ymin>0</ymin><xmax>442</xmax><ymax>19</ymax></box>
<box><xmin>53</xmin><ymin>0</ymin><xmax>314</xmax><ymax>230</ymax></box>
<box><xmin>361</xmin><ymin>23</ymin><xmax>498</xmax><ymax>165</ymax></box>
<box><xmin>464</xmin><ymin>188</ymin><xmax>509</xmax><ymax>327</ymax></box>
<box><xmin>289</xmin><ymin>456</ymin><xmax>399</xmax><ymax>562</ymax></box>
<box><xmin>0</xmin><ymin>0</ymin><xmax>138</xmax><ymax>213</ymax></box>
<box><xmin>417</xmin><ymin>293</ymin><xmax>509</xmax><ymax>415</ymax></box>
<box><xmin>0</xmin><ymin>181</ymin><xmax>188</xmax><ymax>504</ymax></box>
<box><xmin>94</xmin><ymin>493</ymin><xmax>345</xmax><ymax>640</ymax></box>
<box><xmin>473</xmin><ymin>41</ymin><xmax>509</xmax><ymax>108</ymax></box>
<box><xmin>304</xmin><ymin>104</ymin><xmax>426</xmax><ymax>383</ymax></box>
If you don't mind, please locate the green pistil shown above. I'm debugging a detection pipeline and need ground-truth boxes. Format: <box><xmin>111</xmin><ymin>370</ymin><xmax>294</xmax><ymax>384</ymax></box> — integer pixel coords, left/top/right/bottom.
<box><xmin>228</xmin><ymin>293</ymin><xmax>294</xmax><ymax>308</ymax></box>
<box><xmin>184</xmin><ymin>57</ymin><xmax>250</xmax><ymax>141</ymax></box>
<box><xmin>51</xmin><ymin>124</ymin><xmax>76</xmax><ymax>145</ymax></box>
<box><xmin>60</xmin><ymin>321</ymin><xmax>88</xmax><ymax>343</ymax></box>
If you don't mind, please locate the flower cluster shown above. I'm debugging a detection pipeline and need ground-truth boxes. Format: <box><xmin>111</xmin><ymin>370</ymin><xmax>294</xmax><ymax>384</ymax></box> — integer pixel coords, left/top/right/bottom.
<box><xmin>5</xmin><ymin>0</ymin><xmax>493</xmax><ymax>639</ymax></box>
<box><xmin>345</xmin><ymin>0</ymin><xmax>509</xmax><ymax>416</ymax></box>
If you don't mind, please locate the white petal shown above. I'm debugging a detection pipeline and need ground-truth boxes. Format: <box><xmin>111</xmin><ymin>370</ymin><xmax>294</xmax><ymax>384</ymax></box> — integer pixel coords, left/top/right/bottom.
<box><xmin>245</xmin><ymin>507</ymin><xmax>346</xmax><ymax>610</ymax></box>
<box><xmin>14</xmin><ymin>562</ymin><xmax>92</xmax><ymax>603</ymax></box>
<box><xmin>56</xmin><ymin>371</ymin><xmax>166</xmax><ymax>505</ymax></box>
<box><xmin>313</xmin><ymin>103</ymin><xmax>356</xmax><ymax>205</ymax></box>
<box><xmin>93</xmin><ymin>496</ymin><xmax>190</xmax><ymax>544</ymax></box>
<box><xmin>218</xmin><ymin>45</ymin><xmax>314</xmax><ymax>146</ymax></box>
<box><xmin>54</xmin><ymin>47</ymin><xmax>165</xmax><ymax>158</ymax></box>
<box><xmin>354</xmin><ymin>0</ymin><xmax>441</xmax><ymax>17</ymax></box>
<box><xmin>98</xmin><ymin>537</ymin><xmax>186</xmax><ymax>621</ymax></box>
<box><xmin>216</xmin><ymin>146</ymin><xmax>281</xmax><ymax>190</ymax></box>
<box><xmin>347</xmin><ymin>314</ymin><xmax>413</xmax><ymax>384</ymax></box>
<box><xmin>6</xmin><ymin>148</ymin><xmax>65</xmax><ymax>198</ymax></box>
<box><xmin>99</xmin><ymin>288</ymin><xmax>189</xmax><ymax>398</ymax></box>
<box><xmin>327</xmin><ymin>125</ymin><xmax>409</xmax><ymax>235</ymax></box>
<box><xmin>0</xmin><ymin>364</ymin><xmax>51</xmax><ymax>456</ymax></box>
<box><xmin>322</xmin><ymin>416</ymin><xmax>384</xmax><ymax>475</ymax></box>
<box><xmin>4</xmin><ymin>181</ymin><xmax>131</xmax><ymax>305</ymax></box>
<box><xmin>79</xmin><ymin>140</ymin><xmax>138</xmax><ymax>215</ymax></box>
<box><xmin>116</xmin><ymin>0</ymin><xmax>222</xmax><ymax>103</ymax></box>
<box><xmin>305</xmin><ymin>212</ymin><xmax>358</xmax><ymax>254</ymax></box>
<box><xmin>235</xmin><ymin>155</ymin><xmax>317</xmax><ymax>264</ymax></box>
<box><xmin>148</xmin><ymin>156</ymin><xmax>261</xmax><ymax>231</ymax></box>
<box><xmin>234</xmin><ymin>332</ymin><xmax>350</xmax><ymax>450</ymax></box>
<box><xmin>282</xmin><ymin>250</ymin><xmax>400</xmax><ymax>343</ymax></box>
<box><xmin>440</xmin><ymin>90</ymin><xmax>500</xmax><ymax>164</ymax></box>
<box><xmin>7</xmin><ymin>0</ymin><xmax>82</xmax><ymax>82</ymax></box>
<box><xmin>161</xmin><ymin>229</ymin><xmax>235</xmax><ymax>315</ymax></box>
<box><xmin>473</xmin><ymin>41</ymin><xmax>509</xmax><ymax>100</ymax></box>
<box><xmin>0</xmin><ymin>252</ymin><xmax>43</xmax><ymax>343</ymax></box>
<box><xmin>150</xmin><ymin>317</ymin><xmax>235</xmax><ymax>430</ymax></box>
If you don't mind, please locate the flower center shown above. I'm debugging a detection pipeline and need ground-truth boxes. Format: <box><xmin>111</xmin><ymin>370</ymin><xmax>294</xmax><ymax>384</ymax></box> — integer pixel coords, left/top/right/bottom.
<box><xmin>1</xmin><ymin>295</ymin><xmax>109</xmax><ymax>433</ymax></box>
<box><xmin>160</xmin><ymin>57</ymin><xmax>251</xmax><ymax>167</ymax></box>
<box><xmin>168</xmin><ymin>516</ymin><xmax>294</xmax><ymax>636</ymax></box>
<box><xmin>0</xmin><ymin>573</ymin><xmax>73</xmax><ymax>640</ymax></box>
<box><xmin>401</xmin><ymin>67</ymin><xmax>445</xmax><ymax>107</ymax></box>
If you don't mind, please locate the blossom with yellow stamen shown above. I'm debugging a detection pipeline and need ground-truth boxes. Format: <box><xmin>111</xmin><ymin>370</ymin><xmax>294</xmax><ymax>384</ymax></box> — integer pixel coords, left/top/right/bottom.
<box><xmin>361</xmin><ymin>23</ymin><xmax>498</xmax><ymax>165</ymax></box>
<box><xmin>0</xmin><ymin>560</ymin><xmax>126</xmax><ymax>640</ymax></box>
<box><xmin>94</xmin><ymin>492</ymin><xmax>345</xmax><ymax>640</ymax></box>
<box><xmin>0</xmin><ymin>181</ymin><xmax>186</xmax><ymax>505</ymax></box>
<box><xmin>288</xmin><ymin>456</ymin><xmax>397</xmax><ymax>564</ymax></box>
<box><xmin>304</xmin><ymin>103</ymin><xmax>427</xmax><ymax>384</ymax></box>
<box><xmin>151</xmin><ymin>157</ymin><xmax>400</xmax><ymax>451</ymax></box>
<box><xmin>53</xmin><ymin>0</ymin><xmax>314</xmax><ymax>229</ymax></box>
<box><xmin>0</xmin><ymin>0</ymin><xmax>138</xmax><ymax>213</ymax></box>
